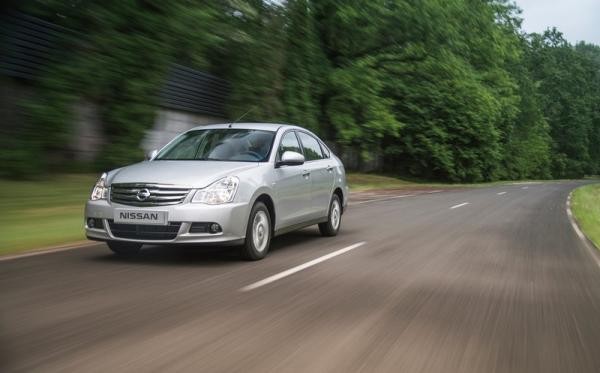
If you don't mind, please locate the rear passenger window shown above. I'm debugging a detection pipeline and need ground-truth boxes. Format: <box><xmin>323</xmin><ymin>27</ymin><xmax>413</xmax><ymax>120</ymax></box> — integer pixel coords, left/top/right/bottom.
<box><xmin>278</xmin><ymin>131</ymin><xmax>302</xmax><ymax>159</ymax></box>
<box><xmin>297</xmin><ymin>132</ymin><xmax>324</xmax><ymax>161</ymax></box>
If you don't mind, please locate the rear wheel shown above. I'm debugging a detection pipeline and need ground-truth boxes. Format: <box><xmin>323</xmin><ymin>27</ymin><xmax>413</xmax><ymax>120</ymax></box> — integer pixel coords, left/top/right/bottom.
<box><xmin>107</xmin><ymin>241</ymin><xmax>142</xmax><ymax>257</ymax></box>
<box><xmin>240</xmin><ymin>201</ymin><xmax>272</xmax><ymax>260</ymax></box>
<box><xmin>319</xmin><ymin>194</ymin><xmax>342</xmax><ymax>237</ymax></box>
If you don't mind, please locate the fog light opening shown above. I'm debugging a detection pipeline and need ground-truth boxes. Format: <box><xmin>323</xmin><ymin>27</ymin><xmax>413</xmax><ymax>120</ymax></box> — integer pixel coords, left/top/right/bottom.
<box><xmin>209</xmin><ymin>223</ymin><xmax>222</xmax><ymax>234</ymax></box>
<box><xmin>87</xmin><ymin>218</ymin><xmax>103</xmax><ymax>229</ymax></box>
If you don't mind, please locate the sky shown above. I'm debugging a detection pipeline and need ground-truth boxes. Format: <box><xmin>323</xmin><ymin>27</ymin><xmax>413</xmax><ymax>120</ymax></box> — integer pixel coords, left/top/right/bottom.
<box><xmin>516</xmin><ymin>0</ymin><xmax>600</xmax><ymax>45</ymax></box>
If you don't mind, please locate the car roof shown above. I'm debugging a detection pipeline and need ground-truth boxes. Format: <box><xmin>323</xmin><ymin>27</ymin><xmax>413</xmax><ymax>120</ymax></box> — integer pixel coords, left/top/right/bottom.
<box><xmin>187</xmin><ymin>122</ymin><xmax>309</xmax><ymax>133</ymax></box>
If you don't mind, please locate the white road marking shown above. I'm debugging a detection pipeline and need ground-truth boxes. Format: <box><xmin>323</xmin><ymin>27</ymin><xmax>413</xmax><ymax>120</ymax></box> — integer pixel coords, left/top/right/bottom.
<box><xmin>425</xmin><ymin>190</ymin><xmax>443</xmax><ymax>194</ymax></box>
<box><xmin>450</xmin><ymin>202</ymin><xmax>470</xmax><ymax>209</ymax></box>
<box><xmin>240</xmin><ymin>242</ymin><xmax>366</xmax><ymax>292</ymax></box>
<box><xmin>351</xmin><ymin>194</ymin><xmax>416</xmax><ymax>205</ymax></box>
<box><xmin>522</xmin><ymin>186</ymin><xmax>529</xmax><ymax>189</ymax></box>
<box><xmin>497</xmin><ymin>192</ymin><xmax>507</xmax><ymax>195</ymax></box>
<box><xmin>566</xmin><ymin>197</ymin><xmax>586</xmax><ymax>241</ymax></box>
<box><xmin>0</xmin><ymin>241</ymin><xmax>98</xmax><ymax>262</ymax></box>
<box><xmin>566</xmin><ymin>193</ymin><xmax>600</xmax><ymax>269</ymax></box>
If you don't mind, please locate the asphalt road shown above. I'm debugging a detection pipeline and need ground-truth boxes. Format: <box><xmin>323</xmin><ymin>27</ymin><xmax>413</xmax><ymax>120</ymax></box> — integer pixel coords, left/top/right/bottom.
<box><xmin>2</xmin><ymin>181</ymin><xmax>600</xmax><ymax>372</ymax></box>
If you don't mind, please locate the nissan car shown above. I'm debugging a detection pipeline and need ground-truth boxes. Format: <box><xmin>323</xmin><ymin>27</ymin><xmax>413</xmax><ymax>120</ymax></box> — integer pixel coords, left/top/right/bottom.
<box><xmin>85</xmin><ymin>123</ymin><xmax>348</xmax><ymax>260</ymax></box>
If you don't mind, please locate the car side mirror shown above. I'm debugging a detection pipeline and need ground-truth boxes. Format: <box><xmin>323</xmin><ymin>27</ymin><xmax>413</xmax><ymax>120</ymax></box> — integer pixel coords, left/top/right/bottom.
<box><xmin>276</xmin><ymin>151</ymin><xmax>305</xmax><ymax>167</ymax></box>
<box><xmin>146</xmin><ymin>149</ymin><xmax>158</xmax><ymax>161</ymax></box>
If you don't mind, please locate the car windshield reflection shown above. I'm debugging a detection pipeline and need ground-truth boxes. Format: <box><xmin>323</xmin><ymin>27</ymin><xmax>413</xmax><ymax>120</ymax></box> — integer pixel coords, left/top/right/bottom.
<box><xmin>156</xmin><ymin>129</ymin><xmax>276</xmax><ymax>162</ymax></box>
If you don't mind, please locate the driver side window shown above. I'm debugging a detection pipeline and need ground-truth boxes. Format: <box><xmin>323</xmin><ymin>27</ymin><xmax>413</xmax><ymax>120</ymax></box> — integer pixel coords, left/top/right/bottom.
<box><xmin>278</xmin><ymin>131</ymin><xmax>302</xmax><ymax>160</ymax></box>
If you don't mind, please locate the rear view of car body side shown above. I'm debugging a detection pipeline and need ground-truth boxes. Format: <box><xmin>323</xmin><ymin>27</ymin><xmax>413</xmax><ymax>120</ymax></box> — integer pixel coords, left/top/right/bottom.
<box><xmin>85</xmin><ymin>123</ymin><xmax>348</xmax><ymax>260</ymax></box>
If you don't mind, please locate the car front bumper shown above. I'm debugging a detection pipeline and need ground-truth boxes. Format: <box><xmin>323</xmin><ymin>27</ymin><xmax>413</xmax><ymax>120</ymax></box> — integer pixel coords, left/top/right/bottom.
<box><xmin>85</xmin><ymin>199</ymin><xmax>250</xmax><ymax>245</ymax></box>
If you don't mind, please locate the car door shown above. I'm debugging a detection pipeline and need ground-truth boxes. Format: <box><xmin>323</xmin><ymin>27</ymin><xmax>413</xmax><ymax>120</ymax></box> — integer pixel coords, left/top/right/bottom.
<box><xmin>273</xmin><ymin>130</ymin><xmax>312</xmax><ymax>230</ymax></box>
<box><xmin>296</xmin><ymin>131</ymin><xmax>335</xmax><ymax>220</ymax></box>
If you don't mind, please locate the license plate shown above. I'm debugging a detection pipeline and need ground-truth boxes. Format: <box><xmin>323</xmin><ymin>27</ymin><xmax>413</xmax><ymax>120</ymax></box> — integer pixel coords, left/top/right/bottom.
<box><xmin>114</xmin><ymin>209</ymin><xmax>167</xmax><ymax>225</ymax></box>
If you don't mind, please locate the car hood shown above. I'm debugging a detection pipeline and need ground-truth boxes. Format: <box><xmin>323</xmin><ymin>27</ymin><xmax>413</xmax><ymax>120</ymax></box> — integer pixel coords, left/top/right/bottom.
<box><xmin>108</xmin><ymin>161</ymin><xmax>259</xmax><ymax>188</ymax></box>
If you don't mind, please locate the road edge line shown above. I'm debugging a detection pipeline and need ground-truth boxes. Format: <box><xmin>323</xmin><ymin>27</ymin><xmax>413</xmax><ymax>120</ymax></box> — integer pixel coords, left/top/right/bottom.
<box><xmin>566</xmin><ymin>191</ymin><xmax>600</xmax><ymax>269</ymax></box>
<box><xmin>0</xmin><ymin>241</ymin><xmax>98</xmax><ymax>262</ymax></box>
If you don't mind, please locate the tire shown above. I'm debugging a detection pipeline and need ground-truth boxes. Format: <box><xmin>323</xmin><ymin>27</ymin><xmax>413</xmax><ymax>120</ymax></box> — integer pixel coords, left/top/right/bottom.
<box><xmin>240</xmin><ymin>201</ymin><xmax>272</xmax><ymax>260</ymax></box>
<box><xmin>319</xmin><ymin>194</ymin><xmax>342</xmax><ymax>237</ymax></box>
<box><xmin>107</xmin><ymin>241</ymin><xmax>142</xmax><ymax>257</ymax></box>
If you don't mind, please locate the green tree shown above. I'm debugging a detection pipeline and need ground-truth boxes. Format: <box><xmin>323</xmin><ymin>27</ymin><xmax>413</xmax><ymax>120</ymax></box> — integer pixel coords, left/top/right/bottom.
<box><xmin>500</xmin><ymin>66</ymin><xmax>552</xmax><ymax>179</ymax></box>
<box><xmin>19</xmin><ymin>0</ymin><xmax>225</xmax><ymax>172</ymax></box>
<box><xmin>574</xmin><ymin>42</ymin><xmax>600</xmax><ymax>175</ymax></box>
<box><xmin>280</xmin><ymin>0</ymin><xmax>327</xmax><ymax>133</ymax></box>
<box><xmin>527</xmin><ymin>29</ymin><xmax>597</xmax><ymax>178</ymax></box>
<box><xmin>5</xmin><ymin>0</ymin><xmax>599</xmax><ymax>181</ymax></box>
<box><xmin>218</xmin><ymin>1</ymin><xmax>287</xmax><ymax>122</ymax></box>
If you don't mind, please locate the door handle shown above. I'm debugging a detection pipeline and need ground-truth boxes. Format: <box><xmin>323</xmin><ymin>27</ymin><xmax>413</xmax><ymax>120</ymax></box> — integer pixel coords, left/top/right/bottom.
<box><xmin>302</xmin><ymin>170</ymin><xmax>311</xmax><ymax>177</ymax></box>
<box><xmin>326</xmin><ymin>165</ymin><xmax>334</xmax><ymax>172</ymax></box>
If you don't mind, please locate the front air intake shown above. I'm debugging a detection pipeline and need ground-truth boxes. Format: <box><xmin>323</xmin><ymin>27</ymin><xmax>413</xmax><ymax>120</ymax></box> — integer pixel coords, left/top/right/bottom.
<box><xmin>107</xmin><ymin>220</ymin><xmax>182</xmax><ymax>240</ymax></box>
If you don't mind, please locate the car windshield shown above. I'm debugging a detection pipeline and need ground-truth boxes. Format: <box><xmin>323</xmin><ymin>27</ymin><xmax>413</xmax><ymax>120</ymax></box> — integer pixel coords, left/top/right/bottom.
<box><xmin>155</xmin><ymin>129</ymin><xmax>276</xmax><ymax>162</ymax></box>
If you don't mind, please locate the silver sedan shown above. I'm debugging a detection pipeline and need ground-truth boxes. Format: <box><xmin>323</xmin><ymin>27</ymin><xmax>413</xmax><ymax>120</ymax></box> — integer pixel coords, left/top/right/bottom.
<box><xmin>85</xmin><ymin>123</ymin><xmax>348</xmax><ymax>260</ymax></box>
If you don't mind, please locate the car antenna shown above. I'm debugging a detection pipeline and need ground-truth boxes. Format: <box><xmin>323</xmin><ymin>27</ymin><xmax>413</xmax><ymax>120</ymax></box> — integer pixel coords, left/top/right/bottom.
<box><xmin>228</xmin><ymin>107</ymin><xmax>254</xmax><ymax>128</ymax></box>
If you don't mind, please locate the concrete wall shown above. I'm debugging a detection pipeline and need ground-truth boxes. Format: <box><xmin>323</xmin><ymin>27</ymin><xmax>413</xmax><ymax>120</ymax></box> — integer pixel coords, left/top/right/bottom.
<box><xmin>69</xmin><ymin>106</ymin><xmax>225</xmax><ymax>162</ymax></box>
<box><xmin>141</xmin><ymin>109</ymin><xmax>226</xmax><ymax>153</ymax></box>
<box><xmin>71</xmin><ymin>100</ymin><xmax>105</xmax><ymax>162</ymax></box>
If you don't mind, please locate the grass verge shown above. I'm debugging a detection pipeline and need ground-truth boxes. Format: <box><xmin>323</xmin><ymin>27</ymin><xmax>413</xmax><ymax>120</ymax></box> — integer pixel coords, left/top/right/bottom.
<box><xmin>346</xmin><ymin>172</ymin><xmax>557</xmax><ymax>191</ymax></box>
<box><xmin>347</xmin><ymin>173</ymin><xmax>421</xmax><ymax>191</ymax></box>
<box><xmin>0</xmin><ymin>174</ymin><xmax>97</xmax><ymax>256</ymax></box>
<box><xmin>571</xmin><ymin>184</ymin><xmax>600</xmax><ymax>249</ymax></box>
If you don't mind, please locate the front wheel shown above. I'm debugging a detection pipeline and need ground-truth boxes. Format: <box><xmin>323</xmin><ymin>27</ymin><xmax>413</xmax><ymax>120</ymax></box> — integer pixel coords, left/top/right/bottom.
<box><xmin>107</xmin><ymin>241</ymin><xmax>142</xmax><ymax>257</ymax></box>
<box><xmin>240</xmin><ymin>201</ymin><xmax>272</xmax><ymax>260</ymax></box>
<box><xmin>319</xmin><ymin>194</ymin><xmax>342</xmax><ymax>237</ymax></box>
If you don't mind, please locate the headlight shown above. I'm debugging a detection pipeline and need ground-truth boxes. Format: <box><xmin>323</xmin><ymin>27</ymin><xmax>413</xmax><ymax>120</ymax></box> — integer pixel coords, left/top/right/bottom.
<box><xmin>192</xmin><ymin>176</ymin><xmax>239</xmax><ymax>204</ymax></box>
<box><xmin>90</xmin><ymin>173</ymin><xmax>108</xmax><ymax>201</ymax></box>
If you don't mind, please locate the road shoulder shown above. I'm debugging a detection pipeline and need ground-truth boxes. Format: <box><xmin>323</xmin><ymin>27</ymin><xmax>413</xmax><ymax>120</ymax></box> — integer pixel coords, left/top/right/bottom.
<box><xmin>566</xmin><ymin>190</ymin><xmax>600</xmax><ymax>268</ymax></box>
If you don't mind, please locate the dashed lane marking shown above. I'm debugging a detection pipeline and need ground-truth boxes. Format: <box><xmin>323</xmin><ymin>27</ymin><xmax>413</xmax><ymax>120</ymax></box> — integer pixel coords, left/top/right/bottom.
<box><xmin>240</xmin><ymin>242</ymin><xmax>367</xmax><ymax>292</ymax></box>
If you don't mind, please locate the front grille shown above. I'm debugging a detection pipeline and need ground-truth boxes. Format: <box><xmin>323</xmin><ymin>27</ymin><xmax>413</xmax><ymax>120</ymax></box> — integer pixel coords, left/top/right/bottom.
<box><xmin>110</xmin><ymin>184</ymin><xmax>190</xmax><ymax>206</ymax></box>
<box><xmin>108</xmin><ymin>220</ymin><xmax>182</xmax><ymax>240</ymax></box>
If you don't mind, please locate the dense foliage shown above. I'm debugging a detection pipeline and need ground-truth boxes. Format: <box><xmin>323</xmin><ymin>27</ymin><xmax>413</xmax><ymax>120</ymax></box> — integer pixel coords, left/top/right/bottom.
<box><xmin>7</xmin><ymin>0</ymin><xmax>600</xmax><ymax>181</ymax></box>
